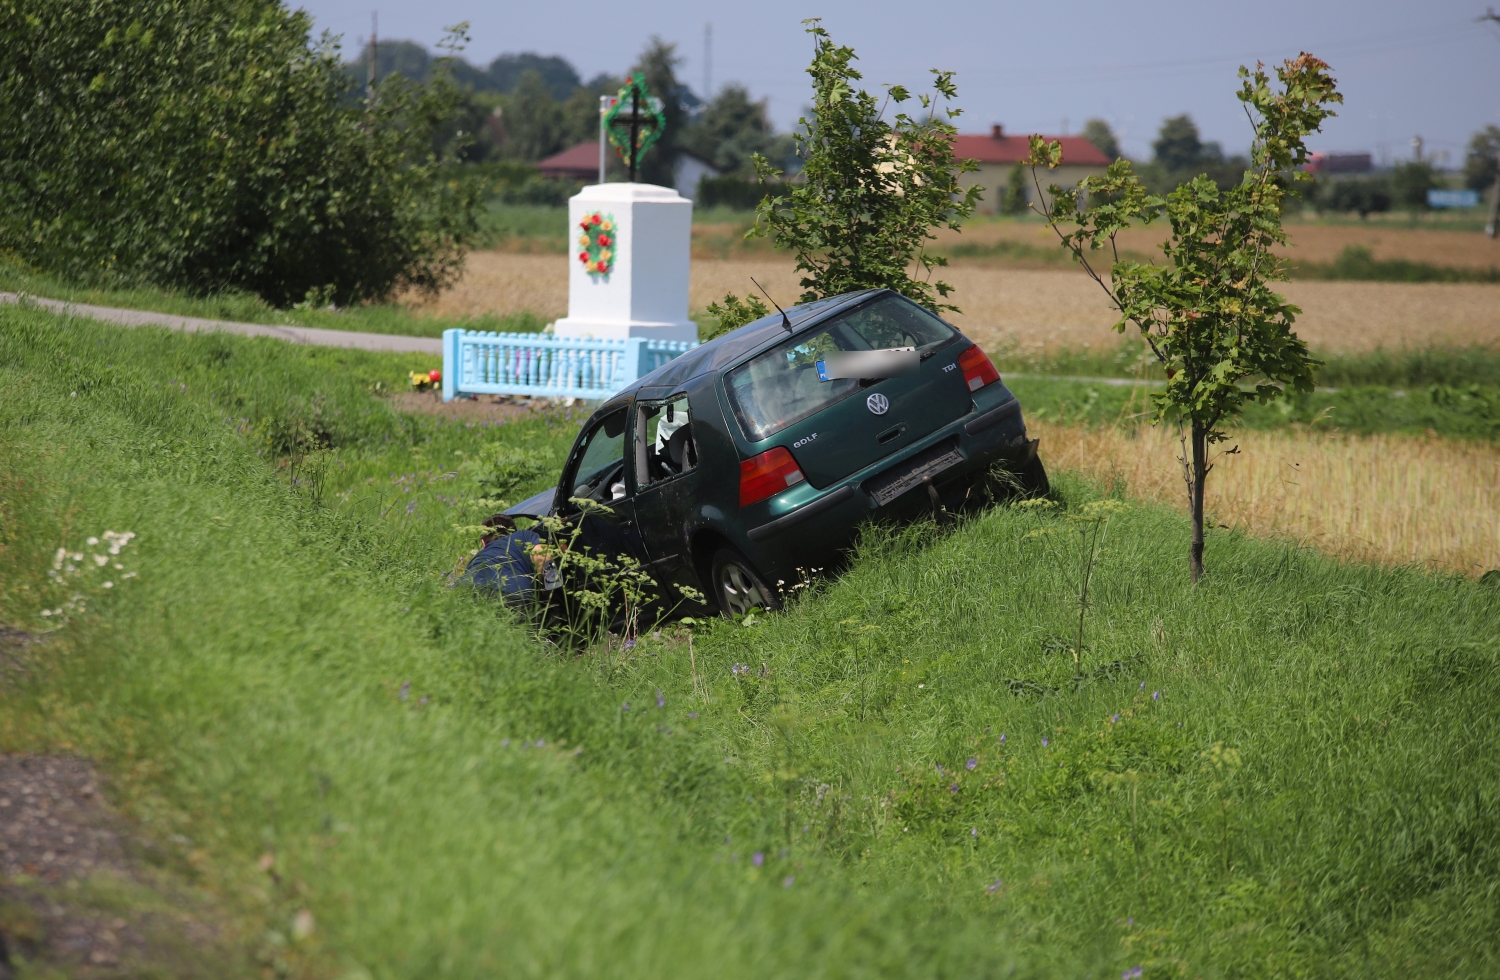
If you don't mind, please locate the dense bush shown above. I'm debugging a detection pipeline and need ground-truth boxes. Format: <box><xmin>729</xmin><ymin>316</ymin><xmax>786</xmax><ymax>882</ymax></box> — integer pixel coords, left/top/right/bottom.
<box><xmin>1315</xmin><ymin>175</ymin><xmax>1393</xmax><ymax>217</ymax></box>
<box><xmin>696</xmin><ymin>175</ymin><xmax>790</xmax><ymax>211</ymax></box>
<box><xmin>0</xmin><ymin>0</ymin><xmax>483</xmax><ymax>307</ymax></box>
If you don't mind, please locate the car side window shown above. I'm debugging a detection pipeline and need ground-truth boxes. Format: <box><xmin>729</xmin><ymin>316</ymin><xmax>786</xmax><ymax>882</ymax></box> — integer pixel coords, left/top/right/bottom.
<box><xmin>566</xmin><ymin>409</ymin><xmax>628</xmax><ymax>506</ymax></box>
<box><xmin>634</xmin><ymin>396</ymin><xmax>694</xmax><ymax>488</ymax></box>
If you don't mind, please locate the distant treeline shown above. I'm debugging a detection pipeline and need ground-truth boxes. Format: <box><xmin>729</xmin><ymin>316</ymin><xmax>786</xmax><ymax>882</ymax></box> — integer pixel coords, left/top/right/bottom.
<box><xmin>356</xmin><ymin>38</ymin><xmax>796</xmax><ymax>188</ymax></box>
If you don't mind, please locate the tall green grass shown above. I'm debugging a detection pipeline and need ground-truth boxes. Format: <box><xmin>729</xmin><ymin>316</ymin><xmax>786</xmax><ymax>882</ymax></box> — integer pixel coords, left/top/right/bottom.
<box><xmin>2</xmin><ymin>305</ymin><xmax>1499</xmax><ymax>977</ymax></box>
<box><xmin>1005</xmin><ymin>375</ymin><xmax>1500</xmax><ymax>442</ymax></box>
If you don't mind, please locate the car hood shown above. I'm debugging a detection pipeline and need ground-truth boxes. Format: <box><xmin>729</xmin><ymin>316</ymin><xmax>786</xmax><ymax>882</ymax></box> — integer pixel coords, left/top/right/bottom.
<box><xmin>504</xmin><ymin>486</ymin><xmax>556</xmax><ymax>519</ymax></box>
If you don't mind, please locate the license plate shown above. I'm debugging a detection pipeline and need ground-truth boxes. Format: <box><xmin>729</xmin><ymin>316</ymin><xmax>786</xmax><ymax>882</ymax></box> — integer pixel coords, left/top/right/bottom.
<box><xmin>862</xmin><ymin>439</ymin><xmax>963</xmax><ymax>506</ymax></box>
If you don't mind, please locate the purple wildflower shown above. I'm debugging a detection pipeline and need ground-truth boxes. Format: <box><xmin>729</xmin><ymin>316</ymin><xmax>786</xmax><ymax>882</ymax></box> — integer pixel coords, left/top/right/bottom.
<box><xmin>419</xmin><ymin>696</ymin><xmax>429</xmax><ymax>705</ymax></box>
<box><xmin>1041</xmin><ymin>737</ymin><xmax>1049</xmax><ymax>747</ymax></box>
<box><xmin>501</xmin><ymin>738</ymin><xmax>510</xmax><ymax>747</ymax></box>
<box><xmin>966</xmin><ymin>757</ymin><xmax>978</xmax><ymax>770</ymax></box>
<box><xmin>656</xmin><ymin>690</ymin><xmax>665</xmax><ymax>708</ymax></box>
<box><xmin>986</xmin><ymin>879</ymin><xmax>1003</xmax><ymax>893</ymax></box>
<box><xmin>623</xmin><ymin>638</ymin><xmax>635</xmax><ymax>650</ymax></box>
<box><xmin>949</xmin><ymin>784</ymin><xmax>959</xmax><ymax>794</ymax></box>
<box><xmin>970</xmin><ymin>828</ymin><xmax>978</xmax><ymax>838</ymax></box>
<box><xmin>783</xmin><ymin>876</ymin><xmax>795</xmax><ymax>888</ymax></box>
<box><xmin>1122</xmin><ymin>968</ymin><xmax>1144</xmax><ymax>980</ymax></box>
<box><xmin>1139</xmin><ymin>681</ymin><xmax>1145</xmax><ymax>690</ymax></box>
<box><xmin>1153</xmin><ymin>690</ymin><xmax>1160</xmax><ymax>700</ymax></box>
<box><xmin>1112</xmin><ymin>713</ymin><xmax>1120</xmax><ymax>723</ymax></box>
<box><xmin>752</xmin><ymin>852</ymin><xmax>764</xmax><ymax>867</ymax></box>
<box><xmin>999</xmin><ymin>733</ymin><xmax>1006</xmax><ymax>744</ymax></box>
<box><xmin>622</xmin><ymin>702</ymin><xmax>630</xmax><ymax>711</ymax></box>
<box><xmin>399</xmin><ymin>681</ymin><xmax>410</xmax><ymax>701</ymax></box>
<box><xmin>688</xmin><ymin>712</ymin><xmax>699</xmax><ymax>719</ymax></box>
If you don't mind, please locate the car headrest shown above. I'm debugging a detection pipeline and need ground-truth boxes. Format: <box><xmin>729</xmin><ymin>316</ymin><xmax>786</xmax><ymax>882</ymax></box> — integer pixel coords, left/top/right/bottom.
<box><xmin>667</xmin><ymin>422</ymin><xmax>696</xmax><ymax>469</ymax></box>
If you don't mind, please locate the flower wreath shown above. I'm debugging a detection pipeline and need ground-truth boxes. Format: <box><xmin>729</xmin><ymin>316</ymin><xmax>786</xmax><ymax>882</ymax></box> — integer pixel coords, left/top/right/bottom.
<box><xmin>576</xmin><ymin>211</ymin><xmax>617</xmax><ymax>276</ymax></box>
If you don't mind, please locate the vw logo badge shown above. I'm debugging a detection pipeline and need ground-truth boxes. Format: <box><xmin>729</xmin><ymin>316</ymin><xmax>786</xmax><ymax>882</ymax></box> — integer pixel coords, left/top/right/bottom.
<box><xmin>866</xmin><ymin>392</ymin><xmax>890</xmax><ymax>416</ymax></box>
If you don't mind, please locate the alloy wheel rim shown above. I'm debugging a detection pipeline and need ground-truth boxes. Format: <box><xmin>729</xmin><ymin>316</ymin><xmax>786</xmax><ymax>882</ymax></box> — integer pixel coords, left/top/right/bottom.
<box><xmin>718</xmin><ymin>563</ymin><xmax>762</xmax><ymax>616</ymax></box>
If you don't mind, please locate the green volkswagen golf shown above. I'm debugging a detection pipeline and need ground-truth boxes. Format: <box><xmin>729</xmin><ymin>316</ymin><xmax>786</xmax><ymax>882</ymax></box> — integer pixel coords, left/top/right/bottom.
<box><xmin>506</xmin><ymin>288</ymin><xmax>1045</xmax><ymax>616</ymax></box>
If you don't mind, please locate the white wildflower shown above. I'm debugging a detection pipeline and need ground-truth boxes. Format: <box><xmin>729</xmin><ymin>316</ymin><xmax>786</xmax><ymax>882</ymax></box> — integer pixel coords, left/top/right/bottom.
<box><xmin>102</xmin><ymin>581</ymin><xmax>113</xmax><ymax>589</ymax></box>
<box><xmin>87</xmin><ymin>536</ymin><xmax>99</xmax><ymax>546</ymax></box>
<box><xmin>94</xmin><ymin>554</ymin><xmax>108</xmax><ymax>567</ymax></box>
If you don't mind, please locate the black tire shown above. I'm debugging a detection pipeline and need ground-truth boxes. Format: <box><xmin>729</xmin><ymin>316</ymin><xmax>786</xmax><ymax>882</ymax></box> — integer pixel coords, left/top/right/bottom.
<box><xmin>709</xmin><ymin>548</ymin><xmax>781</xmax><ymax>618</ymax></box>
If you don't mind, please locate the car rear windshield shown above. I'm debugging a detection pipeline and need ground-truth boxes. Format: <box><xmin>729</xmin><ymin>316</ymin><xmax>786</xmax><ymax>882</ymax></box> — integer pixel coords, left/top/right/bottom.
<box><xmin>724</xmin><ymin>294</ymin><xmax>958</xmax><ymax>442</ymax></box>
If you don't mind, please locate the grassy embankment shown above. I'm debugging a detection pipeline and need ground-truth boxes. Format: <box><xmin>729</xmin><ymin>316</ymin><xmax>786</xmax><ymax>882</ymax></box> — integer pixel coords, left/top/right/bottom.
<box><xmin>0</xmin><ymin>259</ymin><xmax>547</xmax><ymax>340</ymax></box>
<box><xmin>3</xmin><ymin>304</ymin><xmax>1499</xmax><ymax>977</ymax></box>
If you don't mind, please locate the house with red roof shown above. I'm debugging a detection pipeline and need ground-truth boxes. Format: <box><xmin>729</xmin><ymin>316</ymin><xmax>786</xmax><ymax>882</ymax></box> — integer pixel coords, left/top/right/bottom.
<box><xmin>953</xmin><ymin>125</ymin><xmax>1112</xmax><ymax>215</ymax></box>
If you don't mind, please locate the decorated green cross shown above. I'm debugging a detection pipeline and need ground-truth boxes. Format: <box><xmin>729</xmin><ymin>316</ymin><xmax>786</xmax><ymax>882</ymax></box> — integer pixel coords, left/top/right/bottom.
<box><xmin>604</xmin><ymin>72</ymin><xmax>665</xmax><ymax>183</ymax></box>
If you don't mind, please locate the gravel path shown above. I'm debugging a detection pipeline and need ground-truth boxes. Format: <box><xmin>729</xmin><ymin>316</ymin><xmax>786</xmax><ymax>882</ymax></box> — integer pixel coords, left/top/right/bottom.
<box><xmin>0</xmin><ymin>292</ymin><xmax>442</xmax><ymax>355</ymax></box>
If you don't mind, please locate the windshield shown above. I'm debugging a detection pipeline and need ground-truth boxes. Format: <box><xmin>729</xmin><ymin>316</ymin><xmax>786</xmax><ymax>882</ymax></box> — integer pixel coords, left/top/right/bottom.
<box><xmin>724</xmin><ymin>295</ymin><xmax>957</xmax><ymax>442</ymax></box>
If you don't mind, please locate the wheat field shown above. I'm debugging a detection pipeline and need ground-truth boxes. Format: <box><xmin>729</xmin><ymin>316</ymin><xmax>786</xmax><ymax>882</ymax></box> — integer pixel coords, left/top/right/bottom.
<box><xmin>410</xmin><ymin>251</ymin><xmax>1500</xmax><ymax>354</ymax></box>
<box><xmin>931</xmin><ymin>218</ymin><xmax>1500</xmax><ymax>271</ymax></box>
<box><xmin>1033</xmin><ymin>420</ymin><xmax>1500</xmax><ymax>576</ymax></box>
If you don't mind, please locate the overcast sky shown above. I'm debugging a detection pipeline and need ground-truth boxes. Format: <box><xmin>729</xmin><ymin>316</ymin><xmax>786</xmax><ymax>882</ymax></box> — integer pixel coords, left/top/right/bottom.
<box><xmin>293</xmin><ymin>0</ymin><xmax>1499</xmax><ymax>166</ymax></box>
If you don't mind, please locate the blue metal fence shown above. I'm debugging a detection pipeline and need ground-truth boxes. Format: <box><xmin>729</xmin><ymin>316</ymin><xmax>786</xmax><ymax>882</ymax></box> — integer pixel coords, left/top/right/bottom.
<box><xmin>441</xmin><ymin>330</ymin><xmax>697</xmax><ymax>402</ymax></box>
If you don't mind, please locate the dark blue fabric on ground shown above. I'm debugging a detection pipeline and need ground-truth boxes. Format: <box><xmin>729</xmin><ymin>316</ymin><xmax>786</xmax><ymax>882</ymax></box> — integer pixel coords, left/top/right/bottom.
<box><xmin>466</xmin><ymin>530</ymin><xmax>542</xmax><ymax>597</ymax></box>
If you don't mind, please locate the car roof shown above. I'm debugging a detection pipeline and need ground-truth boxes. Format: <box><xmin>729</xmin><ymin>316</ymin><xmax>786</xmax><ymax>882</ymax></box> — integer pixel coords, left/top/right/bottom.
<box><xmin>620</xmin><ymin>288</ymin><xmax>888</xmax><ymax>397</ymax></box>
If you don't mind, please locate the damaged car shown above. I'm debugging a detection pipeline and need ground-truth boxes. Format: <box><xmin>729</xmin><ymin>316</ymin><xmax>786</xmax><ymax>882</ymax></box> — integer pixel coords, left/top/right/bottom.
<box><xmin>505</xmin><ymin>287</ymin><xmax>1046</xmax><ymax>616</ymax></box>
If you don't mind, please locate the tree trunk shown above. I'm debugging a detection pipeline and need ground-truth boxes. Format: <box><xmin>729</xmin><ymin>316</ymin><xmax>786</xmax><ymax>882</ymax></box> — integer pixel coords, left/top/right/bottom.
<box><xmin>1189</xmin><ymin>424</ymin><xmax>1208</xmax><ymax>584</ymax></box>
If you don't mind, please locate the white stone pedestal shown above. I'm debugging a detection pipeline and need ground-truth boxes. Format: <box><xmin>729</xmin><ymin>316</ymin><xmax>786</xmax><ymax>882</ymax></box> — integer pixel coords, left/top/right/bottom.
<box><xmin>552</xmin><ymin>182</ymin><xmax>697</xmax><ymax>342</ymax></box>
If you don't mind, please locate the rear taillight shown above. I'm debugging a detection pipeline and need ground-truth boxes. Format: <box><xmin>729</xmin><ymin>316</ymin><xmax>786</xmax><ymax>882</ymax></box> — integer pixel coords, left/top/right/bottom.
<box><xmin>739</xmin><ymin>447</ymin><xmax>806</xmax><ymax>507</ymax></box>
<box><xmin>957</xmin><ymin>344</ymin><xmax>1001</xmax><ymax>392</ymax></box>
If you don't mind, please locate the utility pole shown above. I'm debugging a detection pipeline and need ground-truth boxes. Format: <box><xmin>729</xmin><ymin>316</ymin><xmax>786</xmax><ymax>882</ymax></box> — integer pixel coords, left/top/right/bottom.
<box><xmin>367</xmin><ymin>11</ymin><xmax>378</xmax><ymax>100</ymax></box>
<box><xmin>1488</xmin><ymin>148</ymin><xmax>1500</xmax><ymax>239</ymax></box>
<box><xmin>704</xmin><ymin>23</ymin><xmax>713</xmax><ymax>101</ymax></box>
<box><xmin>1482</xmin><ymin>9</ymin><xmax>1500</xmax><ymax>236</ymax></box>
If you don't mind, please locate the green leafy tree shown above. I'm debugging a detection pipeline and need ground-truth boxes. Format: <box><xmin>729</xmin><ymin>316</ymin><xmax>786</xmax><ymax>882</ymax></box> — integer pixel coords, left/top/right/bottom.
<box><xmin>1153</xmin><ymin>114</ymin><xmax>1214</xmax><ymax>171</ymax></box>
<box><xmin>632</xmin><ymin>37</ymin><xmax>689</xmax><ymax>187</ymax></box>
<box><xmin>0</xmin><ymin>0</ymin><xmax>482</xmax><ymax>307</ymax></box>
<box><xmin>1465</xmin><ymin>125</ymin><xmax>1500</xmax><ymax>191</ymax></box>
<box><xmin>750</xmin><ymin>20</ymin><xmax>981</xmax><ymax>314</ymax></box>
<box><xmin>1001</xmin><ymin>164</ymin><xmax>1031</xmax><ymax>215</ymax></box>
<box><xmin>683</xmin><ymin>84</ymin><xmax>791</xmax><ymax>176</ymax></box>
<box><xmin>1082</xmin><ymin>118</ymin><xmax>1122</xmax><ymax>161</ymax></box>
<box><xmin>1391</xmin><ymin>161</ymin><xmax>1437</xmax><ymax>211</ymax></box>
<box><xmin>497</xmin><ymin>70</ymin><xmax>568</xmax><ymax>161</ymax></box>
<box><xmin>1028</xmin><ymin>55</ymin><xmax>1340</xmax><ymax>582</ymax></box>
<box><xmin>703</xmin><ymin>293</ymin><xmax>771</xmax><ymax>340</ymax></box>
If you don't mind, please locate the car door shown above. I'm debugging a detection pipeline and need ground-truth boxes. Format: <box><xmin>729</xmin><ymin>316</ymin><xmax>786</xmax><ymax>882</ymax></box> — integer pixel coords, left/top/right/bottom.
<box><xmin>556</xmin><ymin>406</ymin><xmax>647</xmax><ymax>565</ymax></box>
<box><xmin>629</xmin><ymin>393</ymin><xmax>700</xmax><ymax>589</ymax></box>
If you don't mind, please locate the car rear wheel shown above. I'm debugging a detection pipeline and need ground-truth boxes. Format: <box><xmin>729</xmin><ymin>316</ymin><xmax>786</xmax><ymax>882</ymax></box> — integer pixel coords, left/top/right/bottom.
<box><xmin>709</xmin><ymin>548</ymin><xmax>780</xmax><ymax>617</ymax></box>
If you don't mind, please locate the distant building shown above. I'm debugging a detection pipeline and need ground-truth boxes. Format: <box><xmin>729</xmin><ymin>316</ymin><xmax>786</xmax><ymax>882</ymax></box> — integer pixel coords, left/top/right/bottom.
<box><xmin>536</xmin><ymin>142</ymin><xmax>599</xmax><ymax>182</ymax></box>
<box><xmin>1304</xmin><ymin>152</ymin><xmax>1373</xmax><ymax>175</ymax></box>
<box><xmin>953</xmin><ymin>125</ymin><xmax>1111</xmax><ymax>214</ymax></box>
<box><xmin>537</xmin><ymin>143</ymin><xmax>723</xmax><ymax>199</ymax></box>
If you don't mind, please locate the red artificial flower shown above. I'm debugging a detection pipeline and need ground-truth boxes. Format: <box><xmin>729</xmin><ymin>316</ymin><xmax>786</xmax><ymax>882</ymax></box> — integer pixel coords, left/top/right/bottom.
<box><xmin>578</xmin><ymin>252</ymin><xmax>588</xmax><ymax>262</ymax></box>
<box><xmin>428</xmin><ymin>369</ymin><xmax>441</xmax><ymax>383</ymax></box>
<box><xmin>598</xmin><ymin>234</ymin><xmax>611</xmax><ymax>246</ymax></box>
<box><xmin>596</xmin><ymin>261</ymin><xmax>607</xmax><ymax>272</ymax></box>
<box><xmin>590</xmin><ymin>214</ymin><xmax>601</xmax><ymax>225</ymax></box>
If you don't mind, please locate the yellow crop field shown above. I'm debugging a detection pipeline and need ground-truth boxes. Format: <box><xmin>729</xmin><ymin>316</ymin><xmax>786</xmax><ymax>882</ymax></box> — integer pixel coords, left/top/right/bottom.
<box><xmin>409</xmin><ymin>252</ymin><xmax>1500</xmax><ymax>354</ymax></box>
<box><xmin>1033</xmin><ymin>420</ymin><xmax>1500</xmax><ymax>576</ymax></box>
<box><xmin>932</xmin><ymin>217</ymin><xmax>1500</xmax><ymax>271</ymax></box>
